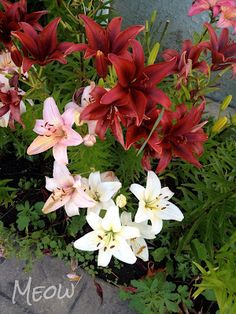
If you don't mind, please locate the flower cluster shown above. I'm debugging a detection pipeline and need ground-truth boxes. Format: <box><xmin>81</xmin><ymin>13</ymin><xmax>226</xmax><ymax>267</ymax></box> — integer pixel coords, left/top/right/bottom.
<box><xmin>42</xmin><ymin>162</ymin><xmax>183</xmax><ymax>266</ymax></box>
<box><xmin>188</xmin><ymin>0</ymin><xmax>236</xmax><ymax>33</ymax></box>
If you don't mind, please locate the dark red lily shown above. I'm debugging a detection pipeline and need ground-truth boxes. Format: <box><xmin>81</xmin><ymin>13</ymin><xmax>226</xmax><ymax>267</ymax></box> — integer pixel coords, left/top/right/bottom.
<box><xmin>80</xmin><ymin>85</ymin><xmax>135</xmax><ymax>146</ymax></box>
<box><xmin>79</xmin><ymin>14</ymin><xmax>144</xmax><ymax>78</ymax></box>
<box><xmin>162</xmin><ymin>39</ymin><xmax>209</xmax><ymax>88</ymax></box>
<box><xmin>12</xmin><ymin>18</ymin><xmax>86</xmax><ymax>72</ymax></box>
<box><xmin>201</xmin><ymin>23</ymin><xmax>236</xmax><ymax>74</ymax></box>
<box><xmin>150</xmin><ymin>102</ymin><xmax>208</xmax><ymax>173</ymax></box>
<box><xmin>101</xmin><ymin>40</ymin><xmax>176</xmax><ymax>125</ymax></box>
<box><xmin>0</xmin><ymin>0</ymin><xmax>47</xmax><ymax>49</ymax></box>
<box><xmin>0</xmin><ymin>87</ymin><xmax>23</xmax><ymax>128</ymax></box>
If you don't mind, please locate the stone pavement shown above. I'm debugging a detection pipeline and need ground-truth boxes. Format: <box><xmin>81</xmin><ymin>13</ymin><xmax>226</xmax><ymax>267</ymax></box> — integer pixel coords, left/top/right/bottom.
<box><xmin>0</xmin><ymin>256</ymin><xmax>135</xmax><ymax>314</ymax></box>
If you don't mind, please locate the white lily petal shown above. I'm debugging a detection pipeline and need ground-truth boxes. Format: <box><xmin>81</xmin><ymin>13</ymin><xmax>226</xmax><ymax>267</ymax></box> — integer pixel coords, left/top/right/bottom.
<box><xmin>101</xmin><ymin>199</ymin><xmax>115</xmax><ymax>211</ymax></box>
<box><xmin>97</xmin><ymin>181</ymin><xmax>121</xmax><ymax>202</ymax></box>
<box><xmin>88</xmin><ymin>171</ymin><xmax>101</xmax><ymax>191</ymax></box>
<box><xmin>53</xmin><ymin>161</ymin><xmax>74</xmax><ymax>188</ymax></box>
<box><xmin>119</xmin><ymin>226</ymin><xmax>140</xmax><ymax>239</ymax></box>
<box><xmin>45</xmin><ymin>177</ymin><xmax>57</xmax><ymax>192</ymax></box>
<box><xmin>120</xmin><ymin>211</ymin><xmax>132</xmax><ymax>225</ymax></box>
<box><xmin>74</xmin><ymin>231</ymin><xmax>99</xmax><ymax>251</ymax></box>
<box><xmin>151</xmin><ymin>216</ymin><xmax>163</xmax><ymax>234</ymax></box>
<box><xmin>87</xmin><ymin>203</ymin><xmax>102</xmax><ymax>216</ymax></box>
<box><xmin>98</xmin><ymin>249</ymin><xmax>112</xmax><ymax>267</ymax></box>
<box><xmin>145</xmin><ymin>171</ymin><xmax>161</xmax><ymax>200</ymax></box>
<box><xmin>131</xmin><ymin>238</ymin><xmax>149</xmax><ymax>261</ymax></box>
<box><xmin>86</xmin><ymin>213</ymin><xmax>103</xmax><ymax>230</ymax></box>
<box><xmin>160</xmin><ymin>187</ymin><xmax>174</xmax><ymax>200</ymax></box>
<box><xmin>135</xmin><ymin>203</ymin><xmax>149</xmax><ymax>223</ymax></box>
<box><xmin>102</xmin><ymin>206</ymin><xmax>121</xmax><ymax>232</ymax></box>
<box><xmin>113</xmin><ymin>238</ymin><xmax>137</xmax><ymax>264</ymax></box>
<box><xmin>158</xmin><ymin>202</ymin><xmax>184</xmax><ymax>221</ymax></box>
<box><xmin>137</xmin><ymin>222</ymin><xmax>156</xmax><ymax>239</ymax></box>
<box><xmin>64</xmin><ymin>201</ymin><xmax>79</xmax><ymax>217</ymax></box>
<box><xmin>130</xmin><ymin>183</ymin><xmax>145</xmax><ymax>201</ymax></box>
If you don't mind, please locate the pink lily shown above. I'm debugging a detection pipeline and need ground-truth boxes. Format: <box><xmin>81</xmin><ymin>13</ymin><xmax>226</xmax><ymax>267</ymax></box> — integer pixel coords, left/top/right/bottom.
<box><xmin>217</xmin><ymin>6</ymin><xmax>236</xmax><ymax>32</ymax></box>
<box><xmin>27</xmin><ymin>97</ymin><xmax>83</xmax><ymax>164</ymax></box>
<box><xmin>188</xmin><ymin>0</ymin><xmax>235</xmax><ymax>17</ymax></box>
<box><xmin>42</xmin><ymin>162</ymin><xmax>96</xmax><ymax>216</ymax></box>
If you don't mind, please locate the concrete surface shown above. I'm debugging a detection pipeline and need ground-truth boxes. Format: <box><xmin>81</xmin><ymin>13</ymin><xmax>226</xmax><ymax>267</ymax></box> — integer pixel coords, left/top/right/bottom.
<box><xmin>112</xmin><ymin>0</ymin><xmax>236</xmax><ymax>103</ymax></box>
<box><xmin>0</xmin><ymin>257</ymin><xmax>135</xmax><ymax>314</ymax></box>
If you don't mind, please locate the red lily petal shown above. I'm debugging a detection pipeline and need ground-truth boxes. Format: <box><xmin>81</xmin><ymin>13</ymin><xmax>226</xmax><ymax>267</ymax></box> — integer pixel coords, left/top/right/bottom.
<box><xmin>107</xmin><ymin>17</ymin><xmax>122</xmax><ymax>42</ymax></box>
<box><xmin>146</xmin><ymin>87</ymin><xmax>171</xmax><ymax>109</ymax></box>
<box><xmin>112</xmin><ymin>24</ymin><xmax>144</xmax><ymax>54</ymax></box>
<box><xmin>142</xmin><ymin>57</ymin><xmax>177</xmax><ymax>86</ymax></box>
<box><xmin>108</xmin><ymin>53</ymin><xmax>136</xmax><ymax>87</ymax></box>
<box><xmin>125</xmin><ymin>125</ymin><xmax>147</xmax><ymax>149</ymax></box>
<box><xmin>18</xmin><ymin>21</ymin><xmax>38</xmax><ymax>40</ymax></box>
<box><xmin>80</xmin><ymin>103</ymin><xmax>109</xmax><ymax>120</ymax></box>
<box><xmin>218</xmin><ymin>28</ymin><xmax>229</xmax><ymax>51</ymax></box>
<box><xmin>130</xmin><ymin>39</ymin><xmax>145</xmax><ymax>77</ymax></box>
<box><xmin>111</xmin><ymin>114</ymin><xmax>124</xmax><ymax>147</ymax></box>
<box><xmin>0</xmin><ymin>0</ymin><xmax>11</xmax><ymax>10</ymax></box>
<box><xmin>12</xmin><ymin>30</ymin><xmax>39</xmax><ymax>57</ymax></box>
<box><xmin>0</xmin><ymin>105</ymin><xmax>9</xmax><ymax>117</ymax></box>
<box><xmin>57</xmin><ymin>42</ymin><xmax>87</xmax><ymax>55</ymax></box>
<box><xmin>38</xmin><ymin>17</ymin><xmax>61</xmax><ymax>56</ymax></box>
<box><xmin>156</xmin><ymin>147</ymin><xmax>172</xmax><ymax>173</ymax></box>
<box><xmin>95</xmin><ymin>118</ymin><xmax>110</xmax><ymax>140</ymax></box>
<box><xmin>79</xmin><ymin>14</ymin><xmax>108</xmax><ymax>52</ymax></box>
<box><xmin>129</xmin><ymin>88</ymin><xmax>147</xmax><ymax>125</ymax></box>
<box><xmin>173</xmin><ymin>144</ymin><xmax>202</xmax><ymax>168</ymax></box>
<box><xmin>22</xmin><ymin>57</ymin><xmax>35</xmax><ymax>72</ymax></box>
<box><xmin>25</xmin><ymin>10</ymin><xmax>48</xmax><ymax>31</ymax></box>
<box><xmin>101</xmin><ymin>84</ymin><xmax>129</xmax><ymax>104</ymax></box>
<box><xmin>84</xmin><ymin>47</ymin><xmax>96</xmax><ymax>58</ymax></box>
<box><xmin>204</xmin><ymin>23</ymin><xmax>218</xmax><ymax>51</ymax></box>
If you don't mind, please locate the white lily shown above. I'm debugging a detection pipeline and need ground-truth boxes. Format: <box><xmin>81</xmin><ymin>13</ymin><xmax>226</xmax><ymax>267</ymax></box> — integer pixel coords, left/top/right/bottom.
<box><xmin>74</xmin><ymin>206</ymin><xmax>140</xmax><ymax>266</ymax></box>
<box><xmin>42</xmin><ymin>162</ymin><xmax>96</xmax><ymax>216</ymax></box>
<box><xmin>120</xmin><ymin>211</ymin><xmax>155</xmax><ymax>261</ymax></box>
<box><xmin>83</xmin><ymin>171</ymin><xmax>121</xmax><ymax>215</ymax></box>
<box><xmin>130</xmin><ymin>171</ymin><xmax>184</xmax><ymax>234</ymax></box>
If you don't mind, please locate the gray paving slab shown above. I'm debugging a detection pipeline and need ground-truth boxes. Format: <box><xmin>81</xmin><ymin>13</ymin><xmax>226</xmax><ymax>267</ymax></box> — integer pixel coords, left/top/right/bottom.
<box><xmin>0</xmin><ymin>257</ymin><xmax>135</xmax><ymax>314</ymax></box>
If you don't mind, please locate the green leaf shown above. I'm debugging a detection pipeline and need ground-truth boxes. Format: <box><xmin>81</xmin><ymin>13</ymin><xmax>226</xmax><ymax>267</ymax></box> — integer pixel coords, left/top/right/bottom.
<box><xmin>151</xmin><ymin>247</ymin><xmax>168</xmax><ymax>262</ymax></box>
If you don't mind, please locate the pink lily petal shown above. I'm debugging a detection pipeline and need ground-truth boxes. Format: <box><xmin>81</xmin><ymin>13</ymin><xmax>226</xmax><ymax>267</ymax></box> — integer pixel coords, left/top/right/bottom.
<box><xmin>43</xmin><ymin>97</ymin><xmax>63</xmax><ymax>125</ymax></box>
<box><xmin>33</xmin><ymin>119</ymin><xmax>47</xmax><ymax>135</ymax></box>
<box><xmin>53</xmin><ymin>162</ymin><xmax>74</xmax><ymax>188</ymax></box>
<box><xmin>42</xmin><ymin>193</ymin><xmax>71</xmax><ymax>214</ymax></box>
<box><xmin>62</xmin><ymin>107</ymin><xmax>76</xmax><ymax>127</ymax></box>
<box><xmin>53</xmin><ymin>143</ymin><xmax>68</xmax><ymax>164</ymax></box>
<box><xmin>71</xmin><ymin>189</ymin><xmax>96</xmax><ymax>208</ymax></box>
<box><xmin>64</xmin><ymin>201</ymin><xmax>80</xmax><ymax>217</ymax></box>
<box><xmin>27</xmin><ymin>135</ymin><xmax>58</xmax><ymax>155</ymax></box>
<box><xmin>45</xmin><ymin>177</ymin><xmax>58</xmax><ymax>191</ymax></box>
<box><xmin>60</xmin><ymin>126</ymin><xmax>83</xmax><ymax>146</ymax></box>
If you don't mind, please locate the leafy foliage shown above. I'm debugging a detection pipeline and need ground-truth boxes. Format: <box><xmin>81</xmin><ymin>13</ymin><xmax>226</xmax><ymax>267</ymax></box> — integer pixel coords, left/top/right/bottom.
<box><xmin>120</xmin><ymin>273</ymin><xmax>193</xmax><ymax>314</ymax></box>
<box><xmin>193</xmin><ymin>232</ymin><xmax>236</xmax><ymax>314</ymax></box>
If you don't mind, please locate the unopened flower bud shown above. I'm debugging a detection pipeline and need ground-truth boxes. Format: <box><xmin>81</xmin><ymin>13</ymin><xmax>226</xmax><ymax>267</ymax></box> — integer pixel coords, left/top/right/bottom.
<box><xmin>212</xmin><ymin>116</ymin><xmax>228</xmax><ymax>134</ymax></box>
<box><xmin>231</xmin><ymin>114</ymin><xmax>236</xmax><ymax>125</ymax></box>
<box><xmin>116</xmin><ymin>194</ymin><xmax>127</xmax><ymax>208</ymax></box>
<box><xmin>83</xmin><ymin>134</ymin><xmax>96</xmax><ymax>147</ymax></box>
<box><xmin>220</xmin><ymin>95</ymin><xmax>232</xmax><ymax>111</ymax></box>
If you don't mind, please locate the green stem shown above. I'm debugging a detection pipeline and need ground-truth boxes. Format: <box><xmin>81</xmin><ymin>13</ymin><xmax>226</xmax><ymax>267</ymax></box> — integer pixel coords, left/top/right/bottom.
<box><xmin>137</xmin><ymin>107</ymin><xmax>165</xmax><ymax>156</ymax></box>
